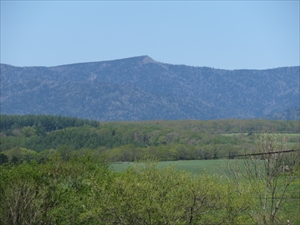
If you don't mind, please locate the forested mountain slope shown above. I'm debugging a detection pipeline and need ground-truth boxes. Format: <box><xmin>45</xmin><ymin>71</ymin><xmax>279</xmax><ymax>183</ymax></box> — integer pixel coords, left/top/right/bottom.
<box><xmin>1</xmin><ymin>56</ymin><xmax>299</xmax><ymax>121</ymax></box>
<box><xmin>267</xmin><ymin>106</ymin><xmax>300</xmax><ymax>120</ymax></box>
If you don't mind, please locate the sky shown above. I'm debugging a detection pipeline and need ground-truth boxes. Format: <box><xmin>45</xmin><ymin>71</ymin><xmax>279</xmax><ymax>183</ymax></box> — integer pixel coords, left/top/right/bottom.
<box><xmin>1</xmin><ymin>1</ymin><xmax>299</xmax><ymax>70</ymax></box>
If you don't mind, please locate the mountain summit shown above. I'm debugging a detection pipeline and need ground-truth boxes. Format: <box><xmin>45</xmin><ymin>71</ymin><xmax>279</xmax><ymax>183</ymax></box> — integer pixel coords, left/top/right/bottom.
<box><xmin>1</xmin><ymin>56</ymin><xmax>299</xmax><ymax>121</ymax></box>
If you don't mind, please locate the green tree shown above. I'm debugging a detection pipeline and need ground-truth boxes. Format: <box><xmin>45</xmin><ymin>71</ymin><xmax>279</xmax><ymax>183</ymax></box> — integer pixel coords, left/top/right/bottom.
<box><xmin>0</xmin><ymin>153</ymin><xmax>8</xmax><ymax>165</ymax></box>
<box><xmin>57</xmin><ymin>145</ymin><xmax>73</xmax><ymax>161</ymax></box>
<box><xmin>80</xmin><ymin>159</ymin><xmax>253</xmax><ymax>224</ymax></box>
<box><xmin>0</xmin><ymin>154</ymin><xmax>110</xmax><ymax>225</ymax></box>
<box><xmin>21</xmin><ymin>126</ymin><xmax>36</xmax><ymax>138</ymax></box>
<box><xmin>0</xmin><ymin>161</ymin><xmax>48</xmax><ymax>224</ymax></box>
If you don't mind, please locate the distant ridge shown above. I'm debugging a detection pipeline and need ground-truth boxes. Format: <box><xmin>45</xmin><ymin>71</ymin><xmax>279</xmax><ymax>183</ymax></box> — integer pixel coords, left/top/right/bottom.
<box><xmin>0</xmin><ymin>56</ymin><xmax>299</xmax><ymax>121</ymax></box>
<box><xmin>47</xmin><ymin>55</ymin><xmax>157</xmax><ymax>68</ymax></box>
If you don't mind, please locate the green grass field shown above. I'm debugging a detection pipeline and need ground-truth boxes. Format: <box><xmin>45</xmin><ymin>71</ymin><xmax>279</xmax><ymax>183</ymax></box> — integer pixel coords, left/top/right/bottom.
<box><xmin>110</xmin><ymin>159</ymin><xmax>239</xmax><ymax>175</ymax></box>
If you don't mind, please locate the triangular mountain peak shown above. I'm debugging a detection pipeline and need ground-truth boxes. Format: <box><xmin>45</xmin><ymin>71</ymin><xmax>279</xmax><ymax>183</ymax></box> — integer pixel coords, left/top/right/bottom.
<box><xmin>141</xmin><ymin>55</ymin><xmax>157</xmax><ymax>64</ymax></box>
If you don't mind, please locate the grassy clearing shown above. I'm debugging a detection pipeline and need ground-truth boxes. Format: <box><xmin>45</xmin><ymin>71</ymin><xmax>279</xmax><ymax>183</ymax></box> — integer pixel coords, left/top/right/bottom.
<box><xmin>110</xmin><ymin>159</ymin><xmax>242</xmax><ymax>175</ymax></box>
<box><xmin>221</xmin><ymin>133</ymin><xmax>248</xmax><ymax>137</ymax></box>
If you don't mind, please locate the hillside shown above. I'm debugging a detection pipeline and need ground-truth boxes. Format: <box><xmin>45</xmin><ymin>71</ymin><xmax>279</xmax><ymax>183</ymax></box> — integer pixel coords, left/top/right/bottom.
<box><xmin>267</xmin><ymin>106</ymin><xmax>300</xmax><ymax>120</ymax></box>
<box><xmin>1</xmin><ymin>56</ymin><xmax>299</xmax><ymax>121</ymax></box>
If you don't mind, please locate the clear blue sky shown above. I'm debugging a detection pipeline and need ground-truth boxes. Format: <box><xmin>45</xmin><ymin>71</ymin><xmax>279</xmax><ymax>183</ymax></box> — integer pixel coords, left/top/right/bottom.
<box><xmin>1</xmin><ymin>1</ymin><xmax>299</xmax><ymax>69</ymax></box>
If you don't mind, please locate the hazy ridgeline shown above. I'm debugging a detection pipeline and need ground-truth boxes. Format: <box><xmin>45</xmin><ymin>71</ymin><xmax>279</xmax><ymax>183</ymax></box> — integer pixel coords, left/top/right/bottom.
<box><xmin>1</xmin><ymin>59</ymin><xmax>299</xmax><ymax>121</ymax></box>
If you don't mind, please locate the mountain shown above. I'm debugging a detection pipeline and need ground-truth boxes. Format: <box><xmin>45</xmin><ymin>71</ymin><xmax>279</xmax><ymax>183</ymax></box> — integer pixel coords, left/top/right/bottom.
<box><xmin>1</xmin><ymin>55</ymin><xmax>299</xmax><ymax>121</ymax></box>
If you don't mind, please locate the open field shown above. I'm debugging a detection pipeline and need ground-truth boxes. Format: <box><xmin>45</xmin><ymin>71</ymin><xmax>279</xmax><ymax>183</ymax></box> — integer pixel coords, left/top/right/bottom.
<box><xmin>222</xmin><ymin>133</ymin><xmax>299</xmax><ymax>137</ymax></box>
<box><xmin>111</xmin><ymin>159</ymin><xmax>242</xmax><ymax>175</ymax></box>
<box><xmin>222</xmin><ymin>132</ymin><xmax>299</xmax><ymax>148</ymax></box>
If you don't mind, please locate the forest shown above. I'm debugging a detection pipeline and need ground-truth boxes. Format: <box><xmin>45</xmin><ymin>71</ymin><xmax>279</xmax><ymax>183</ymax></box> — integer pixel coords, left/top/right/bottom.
<box><xmin>0</xmin><ymin>114</ymin><xmax>299</xmax><ymax>224</ymax></box>
<box><xmin>0</xmin><ymin>114</ymin><xmax>299</xmax><ymax>163</ymax></box>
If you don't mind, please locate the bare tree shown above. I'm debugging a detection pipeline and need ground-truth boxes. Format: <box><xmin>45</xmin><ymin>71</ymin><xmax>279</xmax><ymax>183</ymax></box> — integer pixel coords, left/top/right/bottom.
<box><xmin>227</xmin><ymin>133</ymin><xmax>300</xmax><ymax>225</ymax></box>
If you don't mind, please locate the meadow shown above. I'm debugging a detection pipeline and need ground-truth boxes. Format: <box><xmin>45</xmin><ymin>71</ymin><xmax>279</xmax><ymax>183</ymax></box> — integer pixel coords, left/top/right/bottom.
<box><xmin>111</xmin><ymin>159</ymin><xmax>255</xmax><ymax>176</ymax></box>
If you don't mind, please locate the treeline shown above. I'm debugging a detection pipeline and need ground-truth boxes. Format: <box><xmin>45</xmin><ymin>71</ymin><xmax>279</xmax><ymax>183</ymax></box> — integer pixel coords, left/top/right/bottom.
<box><xmin>0</xmin><ymin>114</ymin><xmax>299</xmax><ymax>163</ymax></box>
<box><xmin>0</xmin><ymin>114</ymin><xmax>99</xmax><ymax>133</ymax></box>
<box><xmin>1</xmin><ymin>114</ymin><xmax>299</xmax><ymax>134</ymax></box>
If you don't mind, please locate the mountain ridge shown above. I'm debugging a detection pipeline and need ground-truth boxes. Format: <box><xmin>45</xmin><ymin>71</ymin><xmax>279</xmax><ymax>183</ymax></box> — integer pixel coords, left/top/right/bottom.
<box><xmin>1</xmin><ymin>56</ymin><xmax>299</xmax><ymax>121</ymax></box>
<box><xmin>1</xmin><ymin>55</ymin><xmax>299</xmax><ymax>70</ymax></box>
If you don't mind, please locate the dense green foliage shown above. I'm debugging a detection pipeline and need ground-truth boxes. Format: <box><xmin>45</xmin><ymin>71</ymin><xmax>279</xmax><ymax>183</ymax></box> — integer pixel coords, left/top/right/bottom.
<box><xmin>1</xmin><ymin>114</ymin><xmax>299</xmax><ymax>163</ymax></box>
<box><xmin>0</xmin><ymin>155</ymin><xmax>109</xmax><ymax>225</ymax></box>
<box><xmin>0</xmin><ymin>156</ymin><xmax>299</xmax><ymax>225</ymax></box>
<box><xmin>0</xmin><ymin>114</ymin><xmax>99</xmax><ymax>133</ymax></box>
